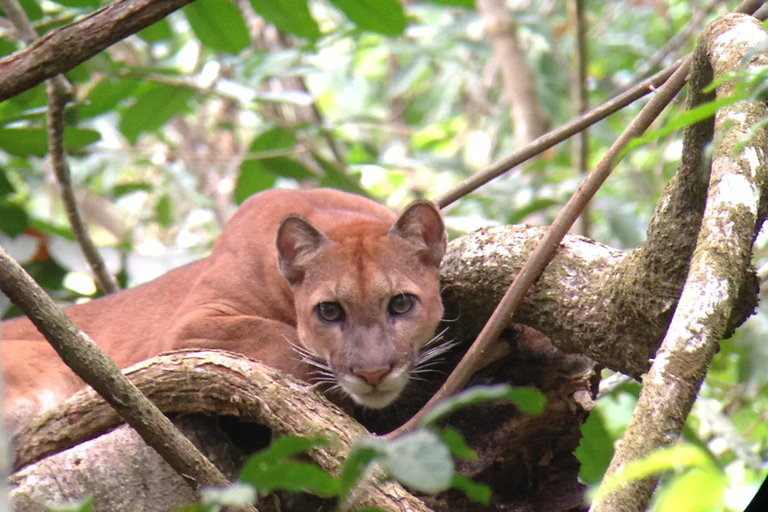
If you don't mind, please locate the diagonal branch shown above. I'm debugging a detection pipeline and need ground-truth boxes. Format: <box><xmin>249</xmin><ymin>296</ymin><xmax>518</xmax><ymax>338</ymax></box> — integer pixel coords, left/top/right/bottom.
<box><xmin>0</xmin><ymin>245</ymin><xmax>231</xmax><ymax>493</ymax></box>
<box><xmin>592</xmin><ymin>14</ymin><xmax>768</xmax><ymax>512</ymax></box>
<box><xmin>0</xmin><ymin>0</ymin><xmax>196</xmax><ymax>102</ymax></box>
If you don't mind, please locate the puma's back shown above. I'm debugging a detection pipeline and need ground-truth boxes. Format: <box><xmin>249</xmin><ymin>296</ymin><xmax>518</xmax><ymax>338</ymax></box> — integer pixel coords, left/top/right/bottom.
<box><xmin>1</xmin><ymin>188</ymin><xmax>446</xmax><ymax>431</ymax></box>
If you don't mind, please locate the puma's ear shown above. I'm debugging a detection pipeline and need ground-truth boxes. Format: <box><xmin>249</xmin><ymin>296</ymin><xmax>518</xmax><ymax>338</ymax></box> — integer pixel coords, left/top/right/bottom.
<box><xmin>276</xmin><ymin>214</ymin><xmax>330</xmax><ymax>284</ymax></box>
<box><xmin>389</xmin><ymin>200</ymin><xmax>447</xmax><ymax>267</ymax></box>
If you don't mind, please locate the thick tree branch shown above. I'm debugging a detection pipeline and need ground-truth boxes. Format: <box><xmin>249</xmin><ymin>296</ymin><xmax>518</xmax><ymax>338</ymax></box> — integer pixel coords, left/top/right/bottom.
<box><xmin>0</xmin><ymin>246</ymin><xmax>229</xmax><ymax>492</ymax></box>
<box><xmin>0</xmin><ymin>0</ymin><xmax>196</xmax><ymax>102</ymax></box>
<box><xmin>12</xmin><ymin>350</ymin><xmax>432</xmax><ymax>512</ymax></box>
<box><xmin>593</xmin><ymin>14</ymin><xmax>768</xmax><ymax>512</ymax></box>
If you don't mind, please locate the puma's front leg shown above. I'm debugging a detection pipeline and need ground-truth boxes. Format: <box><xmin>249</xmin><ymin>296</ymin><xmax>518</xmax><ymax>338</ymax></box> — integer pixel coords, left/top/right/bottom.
<box><xmin>169</xmin><ymin>308</ymin><xmax>313</xmax><ymax>382</ymax></box>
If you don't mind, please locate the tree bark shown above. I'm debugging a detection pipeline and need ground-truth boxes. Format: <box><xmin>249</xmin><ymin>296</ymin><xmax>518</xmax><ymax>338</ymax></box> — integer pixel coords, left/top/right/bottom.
<box><xmin>592</xmin><ymin>13</ymin><xmax>768</xmax><ymax>512</ymax></box>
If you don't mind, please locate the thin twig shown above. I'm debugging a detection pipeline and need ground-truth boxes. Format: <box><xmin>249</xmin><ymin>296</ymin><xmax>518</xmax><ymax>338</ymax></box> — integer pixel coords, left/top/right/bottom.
<box><xmin>46</xmin><ymin>82</ymin><xmax>120</xmax><ymax>294</ymax></box>
<box><xmin>0</xmin><ymin>0</ymin><xmax>119</xmax><ymax>294</ymax></box>
<box><xmin>434</xmin><ymin>0</ymin><xmax>766</xmax><ymax>209</ymax></box>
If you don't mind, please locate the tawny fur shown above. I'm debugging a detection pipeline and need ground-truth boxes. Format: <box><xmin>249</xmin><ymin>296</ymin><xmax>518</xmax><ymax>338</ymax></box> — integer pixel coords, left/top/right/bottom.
<box><xmin>0</xmin><ymin>188</ymin><xmax>446</xmax><ymax>432</ymax></box>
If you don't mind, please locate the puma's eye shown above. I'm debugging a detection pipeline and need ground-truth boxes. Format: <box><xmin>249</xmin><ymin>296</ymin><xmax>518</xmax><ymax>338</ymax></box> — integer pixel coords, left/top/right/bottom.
<box><xmin>317</xmin><ymin>302</ymin><xmax>344</xmax><ymax>323</ymax></box>
<box><xmin>388</xmin><ymin>293</ymin><xmax>415</xmax><ymax>316</ymax></box>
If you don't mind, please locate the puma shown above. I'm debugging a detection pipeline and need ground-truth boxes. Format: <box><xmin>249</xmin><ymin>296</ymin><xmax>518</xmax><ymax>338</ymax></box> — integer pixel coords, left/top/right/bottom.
<box><xmin>0</xmin><ymin>188</ymin><xmax>447</xmax><ymax>433</ymax></box>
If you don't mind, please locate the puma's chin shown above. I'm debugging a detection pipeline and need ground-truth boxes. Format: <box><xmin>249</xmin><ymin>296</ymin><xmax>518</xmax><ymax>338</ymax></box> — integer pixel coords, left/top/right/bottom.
<box><xmin>339</xmin><ymin>369</ymin><xmax>409</xmax><ymax>409</ymax></box>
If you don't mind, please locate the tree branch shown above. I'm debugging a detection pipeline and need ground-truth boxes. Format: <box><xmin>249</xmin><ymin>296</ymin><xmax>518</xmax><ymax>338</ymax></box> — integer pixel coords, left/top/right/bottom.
<box><xmin>0</xmin><ymin>0</ymin><xmax>196</xmax><ymax>102</ymax></box>
<box><xmin>0</xmin><ymin>246</ymin><xmax>230</xmax><ymax>492</ymax></box>
<box><xmin>12</xmin><ymin>350</ymin><xmax>433</xmax><ymax>512</ymax></box>
<box><xmin>592</xmin><ymin>14</ymin><xmax>768</xmax><ymax>512</ymax></box>
<box><xmin>435</xmin><ymin>0</ymin><xmax>766</xmax><ymax>208</ymax></box>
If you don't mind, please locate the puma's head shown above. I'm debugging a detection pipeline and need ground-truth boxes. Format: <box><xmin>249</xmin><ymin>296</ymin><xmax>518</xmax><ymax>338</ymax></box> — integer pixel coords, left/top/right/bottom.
<box><xmin>276</xmin><ymin>200</ymin><xmax>446</xmax><ymax>409</ymax></box>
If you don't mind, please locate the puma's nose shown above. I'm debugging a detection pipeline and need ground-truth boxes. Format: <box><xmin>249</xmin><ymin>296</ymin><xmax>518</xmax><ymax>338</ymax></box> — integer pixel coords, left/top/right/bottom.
<box><xmin>353</xmin><ymin>366</ymin><xmax>391</xmax><ymax>386</ymax></box>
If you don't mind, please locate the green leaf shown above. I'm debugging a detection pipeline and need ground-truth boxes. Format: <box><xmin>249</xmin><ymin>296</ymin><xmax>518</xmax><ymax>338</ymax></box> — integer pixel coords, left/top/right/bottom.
<box><xmin>358</xmin><ymin>429</ymin><xmax>454</xmax><ymax>493</ymax></box>
<box><xmin>594</xmin><ymin>444</ymin><xmax>717</xmax><ymax>502</ymax></box>
<box><xmin>184</xmin><ymin>0</ymin><xmax>250</xmax><ymax>54</ymax></box>
<box><xmin>653</xmin><ymin>467</ymin><xmax>726</xmax><ymax>512</ymax></box>
<box><xmin>451</xmin><ymin>474</ymin><xmax>491</xmax><ymax>505</ymax></box>
<box><xmin>261</xmin><ymin>157</ymin><xmax>315</xmax><ymax>181</ymax></box>
<box><xmin>119</xmin><ymin>84</ymin><xmax>194</xmax><ymax>144</ymax></box>
<box><xmin>45</xmin><ymin>495</ymin><xmax>93</xmax><ymax>512</ymax></box>
<box><xmin>426</xmin><ymin>0</ymin><xmax>475</xmax><ymax>6</ymax></box>
<box><xmin>437</xmin><ymin>427</ymin><xmax>477</xmax><ymax>460</ymax></box>
<box><xmin>113</xmin><ymin>182</ymin><xmax>153</xmax><ymax>198</ymax></box>
<box><xmin>81</xmin><ymin>76</ymin><xmax>141</xmax><ymax>119</ymax></box>
<box><xmin>137</xmin><ymin>18</ymin><xmax>173</xmax><ymax>42</ymax></box>
<box><xmin>0</xmin><ymin>127</ymin><xmax>100</xmax><ymax>157</ymax></box>
<box><xmin>240</xmin><ymin>436</ymin><xmax>338</xmax><ymax>496</ymax></box>
<box><xmin>235</xmin><ymin>160</ymin><xmax>275</xmax><ymax>204</ymax></box>
<box><xmin>625</xmin><ymin>94</ymin><xmax>748</xmax><ymax>154</ymax></box>
<box><xmin>155</xmin><ymin>194</ymin><xmax>173</xmax><ymax>228</ymax></box>
<box><xmin>575</xmin><ymin>410</ymin><xmax>614</xmax><ymax>484</ymax></box>
<box><xmin>0</xmin><ymin>167</ymin><xmax>15</xmax><ymax>196</ymax></box>
<box><xmin>15</xmin><ymin>0</ymin><xmax>42</xmax><ymax>21</ymax></box>
<box><xmin>329</xmin><ymin>0</ymin><xmax>406</xmax><ymax>35</ymax></box>
<box><xmin>421</xmin><ymin>384</ymin><xmax>546</xmax><ymax>426</ymax></box>
<box><xmin>339</xmin><ymin>446</ymin><xmax>378</xmax><ymax>498</ymax></box>
<box><xmin>249</xmin><ymin>0</ymin><xmax>320</xmax><ymax>41</ymax></box>
<box><xmin>0</xmin><ymin>200</ymin><xmax>29</xmax><ymax>236</ymax></box>
<box><xmin>0</xmin><ymin>39</ymin><xmax>18</xmax><ymax>58</ymax></box>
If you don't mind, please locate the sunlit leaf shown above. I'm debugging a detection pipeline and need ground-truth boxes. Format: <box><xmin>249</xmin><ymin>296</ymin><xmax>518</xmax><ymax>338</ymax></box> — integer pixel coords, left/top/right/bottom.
<box><xmin>329</xmin><ymin>0</ymin><xmax>406</xmax><ymax>35</ymax></box>
<box><xmin>314</xmin><ymin>154</ymin><xmax>369</xmax><ymax>196</ymax></box>
<box><xmin>240</xmin><ymin>436</ymin><xmax>338</xmax><ymax>496</ymax></box>
<box><xmin>653</xmin><ymin>467</ymin><xmax>726</xmax><ymax>512</ymax></box>
<box><xmin>184</xmin><ymin>0</ymin><xmax>250</xmax><ymax>54</ymax></box>
<box><xmin>235</xmin><ymin>160</ymin><xmax>276</xmax><ymax>204</ymax></box>
<box><xmin>595</xmin><ymin>444</ymin><xmax>717</xmax><ymax>502</ymax></box>
<box><xmin>113</xmin><ymin>182</ymin><xmax>153</xmax><ymax>199</ymax></box>
<box><xmin>358</xmin><ymin>429</ymin><xmax>454</xmax><ymax>493</ymax></box>
<box><xmin>249</xmin><ymin>0</ymin><xmax>320</xmax><ymax>41</ymax></box>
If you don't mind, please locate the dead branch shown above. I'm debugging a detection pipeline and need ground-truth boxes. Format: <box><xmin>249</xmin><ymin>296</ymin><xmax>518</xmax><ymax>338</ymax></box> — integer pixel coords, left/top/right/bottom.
<box><xmin>593</xmin><ymin>14</ymin><xmax>768</xmax><ymax>512</ymax></box>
